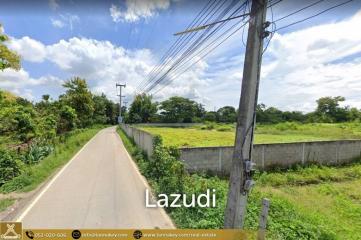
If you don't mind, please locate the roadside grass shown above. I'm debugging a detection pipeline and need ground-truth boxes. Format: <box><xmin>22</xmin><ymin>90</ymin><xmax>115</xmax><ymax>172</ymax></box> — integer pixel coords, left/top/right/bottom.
<box><xmin>118</xmin><ymin>126</ymin><xmax>361</xmax><ymax>239</ymax></box>
<box><xmin>0</xmin><ymin>198</ymin><xmax>15</xmax><ymax>211</ymax></box>
<box><xmin>255</xmin><ymin>161</ymin><xmax>361</xmax><ymax>187</ymax></box>
<box><xmin>140</xmin><ymin>122</ymin><xmax>361</xmax><ymax>147</ymax></box>
<box><xmin>0</xmin><ymin>126</ymin><xmax>104</xmax><ymax>193</ymax></box>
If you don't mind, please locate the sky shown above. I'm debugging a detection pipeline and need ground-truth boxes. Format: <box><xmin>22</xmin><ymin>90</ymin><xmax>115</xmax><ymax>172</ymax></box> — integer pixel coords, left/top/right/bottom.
<box><xmin>0</xmin><ymin>0</ymin><xmax>361</xmax><ymax>112</ymax></box>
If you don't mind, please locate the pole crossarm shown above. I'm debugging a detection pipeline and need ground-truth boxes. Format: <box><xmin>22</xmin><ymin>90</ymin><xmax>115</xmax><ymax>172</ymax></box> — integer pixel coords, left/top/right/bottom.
<box><xmin>174</xmin><ymin>13</ymin><xmax>250</xmax><ymax>36</ymax></box>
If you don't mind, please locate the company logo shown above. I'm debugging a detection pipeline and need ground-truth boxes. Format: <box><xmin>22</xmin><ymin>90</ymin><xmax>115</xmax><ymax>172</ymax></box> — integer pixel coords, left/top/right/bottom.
<box><xmin>25</xmin><ymin>230</ymin><xmax>34</xmax><ymax>239</ymax></box>
<box><xmin>133</xmin><ymin>230</ymin><xmax>142</xmax><ymax>239</ymax></box>
<box><xmin>72</xmin><ymin>230</ymin><xmax>81</xmax><ymax>239</ymax></box>
<box><xmin>0</xmin><ymin>222</ymin><xmax>22</xmax><ymax>240</ymax></box>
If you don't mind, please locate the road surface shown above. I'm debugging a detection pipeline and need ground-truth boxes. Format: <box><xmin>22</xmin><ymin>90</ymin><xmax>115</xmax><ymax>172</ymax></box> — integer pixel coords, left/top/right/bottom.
<box><xmin>16</xmin><ymin>127</ymin><xmax>174</xmax><ymax>229</ymax></box>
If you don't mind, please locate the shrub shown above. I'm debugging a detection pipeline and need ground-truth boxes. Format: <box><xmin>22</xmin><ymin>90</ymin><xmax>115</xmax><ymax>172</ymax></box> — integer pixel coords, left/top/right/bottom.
<box><xmin>216</xmin><ymin>126</ymin><xmax>232</xmax><ymax>132</ymax></box>
<box><xmin>0</xmin><ymin>149</ymin><xmax>21</xmax><ymax>185</ymax></box>
<box><xmin>22</xmin><ymin>144</ymin><xmax>54</xmax><ymax>165</ymax></box>
<box><xmin>146</xmin><ymin>136</ymin><xmax>185</xmax><ymax>196</ymax></box>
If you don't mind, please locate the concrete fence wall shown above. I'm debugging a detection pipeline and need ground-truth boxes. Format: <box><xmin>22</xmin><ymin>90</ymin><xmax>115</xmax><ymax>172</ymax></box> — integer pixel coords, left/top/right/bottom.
<box><xmin>135</xmin><ymin>123</ymin><xmax>203</xmax><ymax>127</ymax></box>
<box><xmin>180</xmin><ymin>140</ymin><xmax>361</xmax><ymax>174</ymax></box>
<box><xmin>120</xmin><ymin>124</ymin><xmax>154</xmax><ymax>157</ymax></box>
<box><xmin>120</xmin><ymin>125</ymin><xmax>361</xmax><ymax>174</ymax></box>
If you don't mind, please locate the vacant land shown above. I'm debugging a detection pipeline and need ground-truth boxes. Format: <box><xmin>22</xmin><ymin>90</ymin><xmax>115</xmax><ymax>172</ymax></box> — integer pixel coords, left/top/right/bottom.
<box><xmin>119</xmin><ymin>127</ymin><xmax>361</xmax><ymax>239</ymax></box>
<box><xmin>140</xmin><ymin>122</ymin><xmax>361</xmax><ymax>147</ymax></box>
<box><xmin>171</xmin><ymin>163</ymin><xmax>361</xmax><ymax>239</ymax></box>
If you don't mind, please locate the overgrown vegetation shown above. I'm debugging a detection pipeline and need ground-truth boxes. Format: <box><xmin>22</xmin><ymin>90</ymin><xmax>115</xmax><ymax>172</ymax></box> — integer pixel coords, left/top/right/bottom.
<box><xmin>140</xmin><ymin>122</ymin><xmax>361</xmax><ymax>147</ymax></box>
<box><xmin>0</xmin><ymin>127</ymin><xmax>101</xmax><ymax>193</ymax></box>
<box><xmin>118</xmin><ymin>127</ymin><xmax>361</xmax><ymax>239</ymax></box>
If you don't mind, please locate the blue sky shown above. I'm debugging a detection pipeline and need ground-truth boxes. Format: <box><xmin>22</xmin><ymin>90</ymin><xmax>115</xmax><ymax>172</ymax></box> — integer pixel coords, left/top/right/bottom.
<box><xmin>1</xmin><ymin>0</ymin><xmax>361</xmax><ymax>111</ymax></box>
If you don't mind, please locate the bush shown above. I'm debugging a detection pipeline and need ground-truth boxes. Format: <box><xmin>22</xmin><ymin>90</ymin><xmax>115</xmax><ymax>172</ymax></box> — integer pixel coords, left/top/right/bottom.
<box><xmin>216</xmin><ymin>126</ymin><xmax>232</xmax><ymax>132</ymax></box>
<box><xmin>146</xmin><ymin>136</ymin><xmax>185</xmax><ymax>196</ymax></box>
<box><xmin>201</xmin><ymin>122</ymin><xmax>215</xmax><ymax>130</ymax></box>
<box><xmin>22</xmin><ymin>144</ymin><xmax>54</xmax><ymax>165</ymax></box>
<box><xmin>0</xmin><ymin>149</ymin><xmax>21</xmax><ymax>185</ymax></box>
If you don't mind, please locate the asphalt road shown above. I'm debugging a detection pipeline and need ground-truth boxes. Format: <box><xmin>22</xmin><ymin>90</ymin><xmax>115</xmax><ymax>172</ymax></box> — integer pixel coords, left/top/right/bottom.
<box><xmin>17</xmin><ymin>127</ymin><xmax>174</xmax><ymax>229</ymax></box>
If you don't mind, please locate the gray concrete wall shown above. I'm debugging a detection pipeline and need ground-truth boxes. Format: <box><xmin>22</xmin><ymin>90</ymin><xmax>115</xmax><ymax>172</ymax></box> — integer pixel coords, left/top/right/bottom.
<box><xmin>120</xmin><ymin>124</ymin><xmax>154</xmax><ymax>157</ymax></box>
<box><xmin>180</xmin><ymin>140</ymin><xmax>361</xmax><ymax>174</ymax></box>
<box><xmin>135</xmin><ymin>123</ymin><xmax>203</xmax><ymax>127</ymax></box>
<box><xmin>120</xmin><ymin>125</ymin><xmax>361</xmax><ymax>174</ymax></box>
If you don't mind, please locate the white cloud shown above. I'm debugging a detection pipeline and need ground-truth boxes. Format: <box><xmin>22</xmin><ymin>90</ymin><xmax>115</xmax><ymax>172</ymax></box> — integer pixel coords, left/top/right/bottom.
<box><xmin>110</xmin><ymin>0</ymin><xmax>171</xmax><ymax>23</ymax></box>
<box><xmin>49</xmin><ymin>0</ymin><xmax>59</xmax><ymax>11</ymax></box>
<box><xmin>7</xmin><ymin>36</ymin><xmax>46</xmax><ymax>62</ymax></box>
<box><xmin>50</xmin><ymin>14</ymin><xmax>79</xmax><ymax>31</ymax></box>
<box><xmin>110</xmin><ymin>4</ymin><xmax>122</xmax><ymax>23</ymax></box>
<box><xmin>5</xmin><ymin>10</ymin><xmax>361</xmax><ymax>110</ymax></box>
<box><xmin>257</xmin><ymin>10</ymin><xmax>361</xmax><ymax>111</ymax></box>
<box><xmin>0</xmin><ymin>68</ymin><xmax>62</xmax><ymax>100</ymax></box>
<box><xmin>51</xmin><ymin>18</ymin><xmax>65</xmax><ymax>28</ymax></box>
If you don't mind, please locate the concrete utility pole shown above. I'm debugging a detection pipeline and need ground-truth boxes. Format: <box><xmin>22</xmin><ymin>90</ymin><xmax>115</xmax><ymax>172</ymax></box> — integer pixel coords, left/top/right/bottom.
<box><xmin>116</xmin><ymin>83</ymin><xmax>126</xmax><ymax>123</ymax></box>
<box><xmin>224</xmin><ymin>0</ymin><xmax>268</xmax><ymax>228</ymax></box>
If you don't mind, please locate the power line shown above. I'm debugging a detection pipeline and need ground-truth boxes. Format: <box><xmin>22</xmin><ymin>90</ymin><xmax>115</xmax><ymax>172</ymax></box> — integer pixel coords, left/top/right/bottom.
<box><xmin>274</xmin><ymin>0</ymin><xmax>325</xmax><ymax>22</ymax></box>
<box><xmin>151</xmin><ymin>19</ymin><xmax>250</xmax><ymax>95</ymax></box>
<box><xmin>139</xmin><ymin>0</ymin><xmax>233</xmax><ymax>91</ymax></box>
<box><xmin>142</xmin><ymin>0</ymin><xmax>286</xmax><ymax>94</ymax></box>
<box><xmin>274</xmin><ymin>0</ymin><xmax>354</xmax><ymax>32</ymax></box>
<box><xmin>136</xmin><ymin>0</ymin><xmax>219</xmax><ymax>91</ymax></box>
<box><xmin>141</xmin><ymin>0</ymin><xmax>248</xmax><ymax>93</ymax></box>
<box><xmin>143</xmin><ymin>1</ymin><xmax>248</xmax><ymax>93</ymax></box>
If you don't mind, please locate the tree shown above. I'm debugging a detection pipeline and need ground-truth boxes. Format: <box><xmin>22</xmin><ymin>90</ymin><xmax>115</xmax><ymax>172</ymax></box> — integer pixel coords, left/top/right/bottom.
<box><xmin>205</xmin><ymin>111</ymin><xmax>217</xmax><ymax>122</ymax></box>
<box><xmin>92</xmin><ymin>94</ymin><xmax>109</xmax><ymax>124</ymax></box>
<box><xmin>160</xmin><ymin>96</ymin><xmax>200</xmax><ymax>123</ymax></box>
<box><xmin>105</xmin><ymin>100</ymin><xmax>118</xmax><ymax>125</ymax></box>
<box><xmin>217</xmin><ymin>106</ymin><xmax>237</xmax><ymax>123</ymax></box>
<box><xmin>61</xmin><ymin>77</ymin><xmax>94</xmax><ymax>127</ymax></box>
<box><xmin>128</xmin><ymin>94</ymin><xmax>158</xmax><ymax>123</ymax></box>
<box><xmin>0</xmin><ymin>24</ymin><xmax>20</xmax><ymax>71</ymax></box>
<box><xmin>315</xmin><ymin>96</ymin><xmax>348</xmax><ymax>122</ymax></box>
<box><xmin>57</xmin><ymin>105</ymin><xmax>77</xmax><ymax>133</ymax></box>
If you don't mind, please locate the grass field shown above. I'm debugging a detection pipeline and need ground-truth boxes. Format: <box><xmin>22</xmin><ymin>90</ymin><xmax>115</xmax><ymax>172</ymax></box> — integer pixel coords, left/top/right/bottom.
<box><xmin>140</xmin><ymin>122</ymin><xmax>361</xmax><ymax>147</ymax></box>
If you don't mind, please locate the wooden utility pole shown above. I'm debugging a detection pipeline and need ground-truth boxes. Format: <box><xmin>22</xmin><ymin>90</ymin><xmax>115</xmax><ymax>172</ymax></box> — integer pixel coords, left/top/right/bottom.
<box><xmin>224</xmin><ymin>0</ymin><xmax>267</xmax><ymax>228</ymax></box>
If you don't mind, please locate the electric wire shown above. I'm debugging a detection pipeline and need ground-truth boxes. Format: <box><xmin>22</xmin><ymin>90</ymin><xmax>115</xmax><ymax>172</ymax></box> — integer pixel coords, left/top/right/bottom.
<box><xmin>139</xmin><ymin>0</ymin><xmax>238</xmax><ymax>92</ymax></box>
<box><xmin>143</xmin><ymin>1</ymin><xmax>248</xmax><ymax>93</ymax></box>
<box><xmin>141</xmin><ymin>0</ymin><xmax>249</xmax><ymax>93</ymax></box>
<box><xmin>273</xmin><ymin>0</ymin><xmax>354</xmax><ymax>32</ymax></box>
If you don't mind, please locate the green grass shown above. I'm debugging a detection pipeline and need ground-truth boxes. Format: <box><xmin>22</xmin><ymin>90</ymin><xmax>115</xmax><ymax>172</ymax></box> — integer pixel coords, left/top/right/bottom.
<box><xmin>140</xmin><ymin>122</ymin><xmax>361</xmax><ymax>147</ymax></box>
<box><xmin>118</xmin><ymin>127</ymin><xmax>361</xmax><ymax>239</ymax></box>
<box><xmin>170</xmin><ymin>165</ymin><xmax>361</xmax><ymax>239</ymax></box>
<box><xmin>0</xmin><ymin>126</ymin><xmax>104</xmax><ymax>193</ymax></box>
<box><xmin>0</xmin><ymin>198</ymin><xmax>15</xmax><ymax>211</ymax></box>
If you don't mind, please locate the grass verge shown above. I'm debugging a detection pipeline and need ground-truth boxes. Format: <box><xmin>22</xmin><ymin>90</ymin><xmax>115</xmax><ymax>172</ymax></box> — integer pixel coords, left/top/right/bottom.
<box><xmin>0</xmin><ymin>198</ymin><xmax>15</xmax><ymax>211</ymax></box>
<box><xmin>0</xmin><ymin>126</ymin><xmax>104</xmax><ymax>193</ymax></box>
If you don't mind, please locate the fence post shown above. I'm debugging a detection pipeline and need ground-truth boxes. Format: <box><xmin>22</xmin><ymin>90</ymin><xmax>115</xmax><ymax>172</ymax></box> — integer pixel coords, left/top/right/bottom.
<box><xmin>257</xmin><ymin>198</ymin><xmax>270</xmax><ymax>240</ymax></box>
<box><xmin>218</xmin><ymin>148</ymin><xmax>223</xmax><ymax>173</ymax></box>
<box><xmin>302</xmin><ymin>143</ymin><xmax>305</xmax><ymax>165</ymax></box>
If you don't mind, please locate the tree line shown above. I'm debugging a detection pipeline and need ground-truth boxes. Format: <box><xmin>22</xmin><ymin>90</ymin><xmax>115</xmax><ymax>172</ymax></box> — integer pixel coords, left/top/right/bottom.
<box><xmin>0</xmin><ymin>77</ymin><xmax>119</xmax><ymax>145</ymax></box>
<box><xmin>124</xmin><ymin>94</ymin><xmax>361</xmax><ymax>124</ymax></box>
